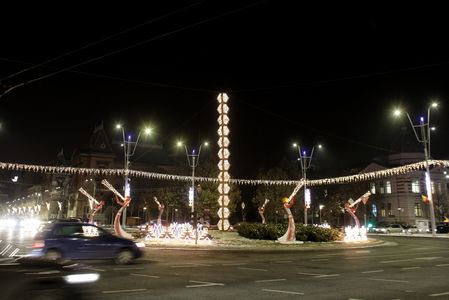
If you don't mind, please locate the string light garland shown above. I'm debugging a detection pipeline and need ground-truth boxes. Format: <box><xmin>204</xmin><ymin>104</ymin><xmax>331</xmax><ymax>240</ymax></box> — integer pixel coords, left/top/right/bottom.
<box><xmin>1</xmin><ymin>160</ymin><xmax>448</xmax><ymax>186</ymax></box>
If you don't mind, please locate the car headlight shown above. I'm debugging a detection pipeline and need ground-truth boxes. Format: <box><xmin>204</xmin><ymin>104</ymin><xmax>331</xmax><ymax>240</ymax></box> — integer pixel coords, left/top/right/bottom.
<box><xmin>135</xmin><ymin>242</ymin><xmax>145</xmax><ymax>248</ymax></box>
<box><xmin>63</xmin><ymin>273</ymin><xmax>100</xmax><ymax>284</ymax></box>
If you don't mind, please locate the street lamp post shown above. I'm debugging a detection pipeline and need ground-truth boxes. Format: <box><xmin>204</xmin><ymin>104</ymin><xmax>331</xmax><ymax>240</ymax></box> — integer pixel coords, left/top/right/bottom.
<box><xmin>116</xmin><ymin>124</ymin><xmax>152</xmax><ymax>227</ymax></box>
<box><xmin>394</xmin><ymin>103</ymin><xmax>438</xmax><ymax>237</ymax></box>
<box><xmin>294</xmin><ymin>143</ymin><xmax>321</xmax><ymax>225</ymax></box>
<box><xmin>178</xmin><ymin>141</ymin><xmax>208</xmax><ymax>245</ymax></box>
<box><xmin>319</xmin><ymin>204</ymin><xmax>324</xmax><ymax>224</ymax></box>
<box><xmin>84</xmin><ymin>179</ymin><xmax>96</xmax><ymax>198</ymax></box>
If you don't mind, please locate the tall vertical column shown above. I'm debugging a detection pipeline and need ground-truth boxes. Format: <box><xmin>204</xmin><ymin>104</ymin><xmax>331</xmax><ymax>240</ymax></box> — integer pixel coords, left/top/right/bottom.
<box><xmin>217</xmin><ymin>93</ymin><xmax>230</xmax><ymax>231</ymax></box>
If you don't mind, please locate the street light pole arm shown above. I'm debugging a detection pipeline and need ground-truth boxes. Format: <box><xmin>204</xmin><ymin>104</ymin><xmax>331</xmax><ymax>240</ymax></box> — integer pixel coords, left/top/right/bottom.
<box><xmin>406</xmin><ymin>112</ymin><xmax>422</xmax><ymax>144</ymax></box>
<box><xmin>128</xmin><ymin>130</ymin><xmax>142</xmax><ymax>158</ymax></box>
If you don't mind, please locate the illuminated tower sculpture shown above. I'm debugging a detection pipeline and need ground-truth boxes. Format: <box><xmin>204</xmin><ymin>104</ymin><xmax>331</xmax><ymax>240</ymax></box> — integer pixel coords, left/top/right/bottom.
<box><xmin>217</xmin><ymin>93</ymin><xmax>230</xmax><ymax>231</ymax></box>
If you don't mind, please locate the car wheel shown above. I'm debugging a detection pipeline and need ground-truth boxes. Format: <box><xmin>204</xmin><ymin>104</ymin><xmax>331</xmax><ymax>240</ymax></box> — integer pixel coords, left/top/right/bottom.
<box><xmin>114</xmin><ymin>249</ymin><xmax>134</xmax><ymax>265</ymax></box>
<box><xmin>45</xmin><ymin>249</ymin><xmax>62</xmax><ymax>261</ymax></box>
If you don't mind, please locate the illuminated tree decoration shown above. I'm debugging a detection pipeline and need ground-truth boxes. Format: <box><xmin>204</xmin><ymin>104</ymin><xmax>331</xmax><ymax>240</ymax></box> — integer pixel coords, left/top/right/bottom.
<box><xmin>217</xmin><ymin>92</ymin><xmax>230</xmax><ymax>231</ymax></box>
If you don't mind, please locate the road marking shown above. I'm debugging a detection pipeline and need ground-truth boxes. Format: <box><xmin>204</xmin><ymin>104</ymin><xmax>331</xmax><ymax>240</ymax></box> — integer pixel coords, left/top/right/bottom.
<box><xmin>171</xmin><ymin>263</ymin><xmax>212</xmax><ymax>268</ymax></box>
<box><xmin>255</xmin><ymin>278</ymin><xmax>286</xmax><ymax>283</ymax></box>
<box><xmin>310</xmin><ymin>259</ymin><xmax>329</xmax><ymax>262</ymax></box>
<box><xmin>87</xmin><ymin>267</ymin><xmax>106</xmax><ymax>272</ymax></box>
<box><xmin>222</xmin><ymin>263</ymin><xmax>247</xmax><ymax>266</ymax></box>
<box><xmin>274</xmin><ymin>260</ymin><xmax>293</xmax><ymax>263</ymax></box>
<box><xmin>102</xmin><ymin>289</ymin><xmax>147</xmax><ymax>294</ymax></box>
<box><xmin>113</xmin><ymin>267</ymin><xmax>144</xmax><ymax>271</ymax></box>
<box><xmin>436</xmin><ymin>264</ymin><xmax>449</xmax><ymax>267</ymax></box>
<box><xmin>238</xmin><ymin>267</ymin><xmax>267</xmax><ymax>272</ymax></box>
<box><xmin>130</xmin><ymin>273</ymin><xmax>160</xmax><ymax>278</ymax></box>
<box><xmin>262</xmin><ymin>289</ymin><xmax>304</xmax><ymax>295</ymax></box>
<box><xmin>315</xmin><ymin>274</ymin><xmax>340</xmax><ymax>278</ymax></box>
<box><xmin>361</xmin><ymin>270</ymin><xmax>384</xmax><ymax>273</ymax></box>
<box><xmin>368</xmin><ymin>278</ymin><xmax>409</xmax><ymax>283</ymax></box>
<box><xmin>8</xmin><ymin>248</ymin><xmax>20</xmax><ymax>257</ymax></box>
<box><xmin>429</xmin><ymin>291</ymin><xmax>449</xmax><ymax>297</ymax></box>
<box><xmin>380</xmin><ymin>257</ymin><xmax>442</xmax><ymax>263</ymax></box>
<box><xmin>186</xmin><ymin>280</ymin><xmax>224</xmax><ymax>288</ymax></box>
<box><xmin>298</xmin><ymin>272</ymin><xmax>323</xmax><ymax>276</ymax></box>
<box><xmin>348</xmin><ymin>298</ymin><xmax>363</xmax><ymax>300</ymax></box>
<box><xmin>401</xmin><ymin>267</ymin><xmax>421</xmax><ymax>270</ymax></box>
<box><xmin>0</xmin><ymin>244</ymin><xmax>12</xmax><ymax>255</ymax></box>
<box><xmin>298</xmin><ymin>272</ymin><xmax>339</xmax><ymax>278</ymax></box>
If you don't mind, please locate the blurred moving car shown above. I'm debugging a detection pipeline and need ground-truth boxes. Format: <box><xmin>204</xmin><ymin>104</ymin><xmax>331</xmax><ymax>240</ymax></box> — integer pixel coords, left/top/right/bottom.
<box><xmin>31</xmin><ymin>222</ymin><xmax>144</xmax><ymax>264</ymax></box>
<box><xmin>0</xmin><ymin>256</ymin><xmax>99</xmax><ymax>300</ymax></box>
<box><xmin>375</xmin><ymin>224</ymin><xmax>404</xmax><ymax>234</ymax></box>
<box><xmin>403</xmin><ymin>225</ymin><xmax>421</xmax><ymax>234</ymax></box>
<box><xmin>436</xmin><ymin>223</ymin><xmax>449</xmax><ymax>233</ymax></box>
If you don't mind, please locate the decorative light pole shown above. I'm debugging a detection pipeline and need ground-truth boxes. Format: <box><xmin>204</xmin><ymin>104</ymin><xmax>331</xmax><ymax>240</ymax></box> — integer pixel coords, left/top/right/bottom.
<box><xmin>394</xmin><ymin>102</ymin><xmax>438</xmax><ymax>237</ymax></box>
<box><xmin>217</xmin><ymin>92</ymin><xmax>231</xmax><ymax>231</ymax></box>
<box><xmin>116</xmin><ymin>123</ymin><xmax>152</xmax><ymax>227</ymax></box>
<box><xmin>177</xmin><ymin>141</ymin><xmax>207</xmax><ymax>215</ymax></box>
<box><xmin>319</xmin><ymin>204</ymin><xmax>324</xmax><ymax>224</ymax></box>
<box><xmin>293</xmin><ymin>143</ymin><xmax>322</xmax><ymax>225</ymax></box>
<box><xmin>84</xmin><ymin>179</ymin><xmax>96</xmax><ymax>198</ymax></box>
<box><xmin>177</xmin><ymin>141</ymin><xmax>208</xmax><ymax>245</ymax></box>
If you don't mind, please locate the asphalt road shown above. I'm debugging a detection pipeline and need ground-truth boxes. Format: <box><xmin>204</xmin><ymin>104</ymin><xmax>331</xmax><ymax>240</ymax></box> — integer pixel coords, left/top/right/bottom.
<box><xmin>73</xmin><ymin>235</ymin><xmax>449</xmax><ymax>300</ymax></box>
<box><xmin>2</xmin><ymin>231</ymin><xmax>449</xmax><ymax>299</ymax></box>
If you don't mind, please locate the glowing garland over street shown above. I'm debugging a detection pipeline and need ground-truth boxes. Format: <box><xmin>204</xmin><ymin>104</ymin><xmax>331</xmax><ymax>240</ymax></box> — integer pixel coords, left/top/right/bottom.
<box><xmin>1</xmin><ymin>160</ymin><xmax>448</xmax><ymax>186</ymax></box>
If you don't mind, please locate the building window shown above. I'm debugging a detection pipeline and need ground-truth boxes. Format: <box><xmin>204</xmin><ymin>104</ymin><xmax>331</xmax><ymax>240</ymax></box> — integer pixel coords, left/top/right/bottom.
<box><xmin>379</xmin><ymin>182</ymin><xmax>385</xmax><ymax>194</ymax></box>
<box><xmin>380</xmin><ymin>203</ymin><xmax>386</xmax><ymax>217</ymax></box>
<box><xmin>411</xmin><ymin>179</ymin><xmax>420</xmax><ymax>193</ymax></box>
<box><xmin>371</xmin><ymin>204</ymin><xmax>377</xmax><ymax>217</ymax></box>
<box><xmin>387</xmin><ymin>203</ymin><xmax>392</xmax><ymax>216</ymax></box>
<box><xmin>385</xmin><ymin>181</ymin><xmax>392</xmax><ymax>194</ymax></box>
<box><xmin>431</xmin><ymin>182</ymin><xmax>435</xmax><ymax>194</ymax></box>
<box><xmin>414</xmin><ymin>203</ymin><xmax>422</xmax><ymax>217</ymax></box>
<box><xmin>370</xmin><ymin>182</ymin><xmax>376</xmax><ymax>194</ymax></box>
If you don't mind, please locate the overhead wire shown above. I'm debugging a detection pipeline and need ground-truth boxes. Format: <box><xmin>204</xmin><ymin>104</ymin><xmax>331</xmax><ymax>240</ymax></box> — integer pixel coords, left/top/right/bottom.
<box><xmin>0</xmin><ymin>0</ymin><xmax>269</xmax><ymax>100</ymax></box>
<box><xmin>0</xmin><ymin>0</ymin><xmax>208</xmax><ymax>83</ymax></box>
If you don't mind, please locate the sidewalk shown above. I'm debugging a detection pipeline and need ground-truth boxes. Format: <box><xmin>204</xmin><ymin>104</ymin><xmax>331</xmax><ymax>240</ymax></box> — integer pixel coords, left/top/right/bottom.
<box><xmin>368</xmin><ymin>232</ymin><xmax>449</xmax><ymax>239</ymax></box>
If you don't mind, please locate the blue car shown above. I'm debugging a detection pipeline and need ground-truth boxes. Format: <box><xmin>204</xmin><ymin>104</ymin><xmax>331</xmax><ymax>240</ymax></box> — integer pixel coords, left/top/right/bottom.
<box><xmin>31</xmin><ymin>222</ymin><xmax>144</xmax><ymax>264</ymax></box>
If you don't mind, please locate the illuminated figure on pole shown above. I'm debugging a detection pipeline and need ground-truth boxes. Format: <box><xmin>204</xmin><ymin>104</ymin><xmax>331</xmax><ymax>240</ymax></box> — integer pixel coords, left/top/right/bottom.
<box><xmin>343</xmin><ymin>191</ymin><xmax>370</xmax><ymax>242</ymax></box>
<box><xmin>258</xmin><ymin>198</ymin><xmax>270</xmax><ymax>224</ymax></box>
<box><xmin>278</xmin><ymin>179</ymin><xmax>304</xmax><ymax>243</ymax></box>
<box><xmin>101</xmin><ymin>179</ymin><xmax>133</xmax><ymax>239</ymax></box>
<box><xmin>154</xmin><ymin>196</ymin><xmax>164</xmax><ymax>226</ymax></box>
<box><xmin>78</xmin><ymin>187</ymin><xmax>105</xmax><ymax>224</ymax></box>
<box><xmin>344</xmin><ymin>191</ymin><xmax>371</xmax><ymax>228</ymax></box>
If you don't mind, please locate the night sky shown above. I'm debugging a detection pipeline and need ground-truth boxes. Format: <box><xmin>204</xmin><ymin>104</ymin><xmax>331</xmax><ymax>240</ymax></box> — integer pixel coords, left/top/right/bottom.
<box><xmin>1</xmin><ymin>1</ymin><xmax>448</xmax><ymax>179</ymax></box>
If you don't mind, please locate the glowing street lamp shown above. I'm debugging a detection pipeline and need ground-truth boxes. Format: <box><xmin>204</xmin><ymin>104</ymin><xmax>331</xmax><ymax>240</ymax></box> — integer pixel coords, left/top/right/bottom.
<box><xmin>293</xmin><ymin>143</ymin><xmax>322</xmax><ymax>225</ymax></box>
<box><xmin>84</xmin><ymin>179</ymin><xmax>96</xmax><ymax>198</ymax></box>
<box><xmin>116</xmin><ymin>123</ymin><xmax>152</xmax><ymax>227</ymax></box>
<box><xmin>319</xmin><ymin>204</ymin><xmax>324</xmax><ymax>224</ymax></box>
<box><xmin>177</xmin><ymin>141</ymin><xmax>208</xmax><ymax>214</ymax></box>
<box><xmin>393</xmin><ymin>102</ymin><xmax>438</xmax><ymax>237</ymax></box>
<box><xmin>177</xmin><ymin>140</ymin><xmax>208</xmax><ymax>245</ymax></box>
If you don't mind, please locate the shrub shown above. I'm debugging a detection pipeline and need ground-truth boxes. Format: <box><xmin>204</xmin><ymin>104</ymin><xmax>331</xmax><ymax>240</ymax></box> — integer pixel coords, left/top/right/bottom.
<box><xmin>238</xmin><ymin>222</ymin><xmax>342</xmax><ymax>242</ymax></box>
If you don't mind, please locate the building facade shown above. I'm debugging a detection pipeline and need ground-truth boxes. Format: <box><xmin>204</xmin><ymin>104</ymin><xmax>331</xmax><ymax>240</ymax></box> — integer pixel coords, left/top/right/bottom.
<box><xmin>362</xmin><ymin>153</ymin><xmax>449</xmax><ymax>227</ymax></box>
